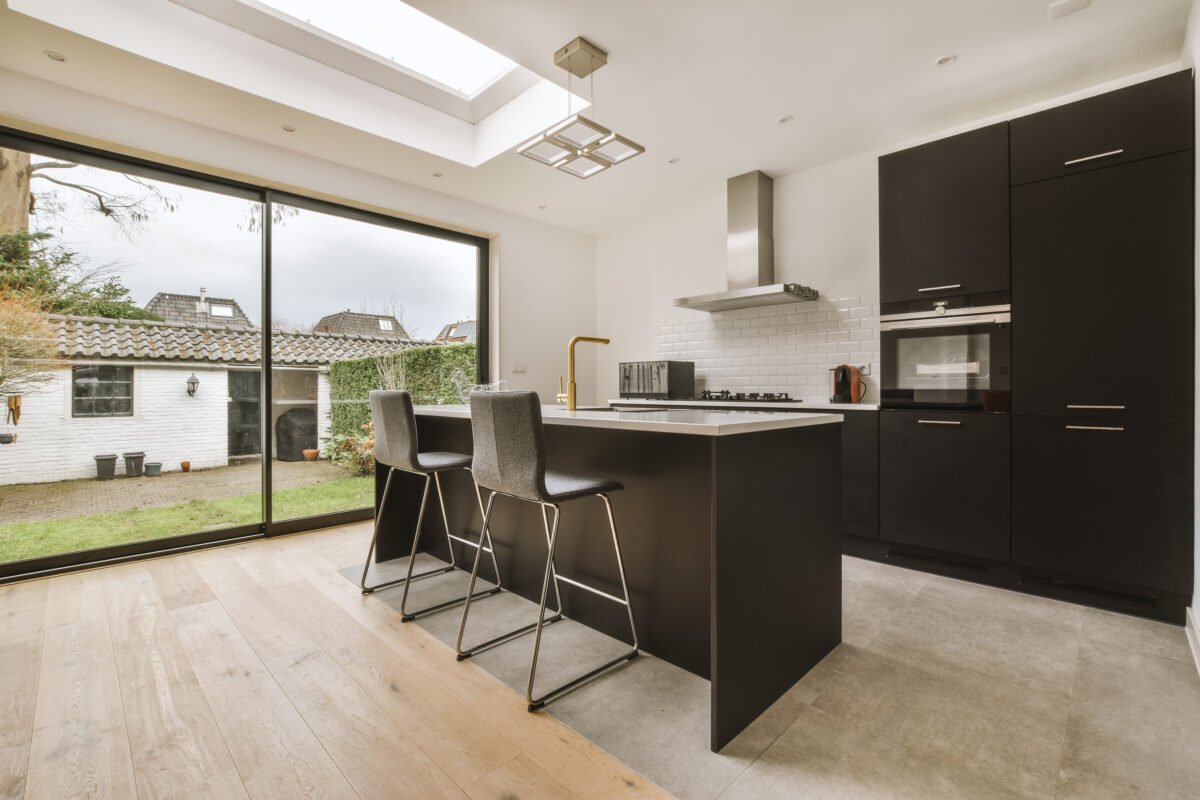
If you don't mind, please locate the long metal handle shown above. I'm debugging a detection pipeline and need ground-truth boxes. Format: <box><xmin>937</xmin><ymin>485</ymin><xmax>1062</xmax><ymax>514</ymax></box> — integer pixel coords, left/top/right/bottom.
<box><xmin>1064</xmin><ymin>148</ymin><xmax>1124</xmax><ymax>167</ymax></box>
<box><xmin>917</xmin><ymin>284</ymin><xmax>962</xmax><ymax>293</ymax></box>
<box><xmin>918</xmin><ymin>419</ymin><xmax>962</xmax><ymax>425</ymax></box>
<box><xmin>1065</xmin><ymin>425</ymin><xmax>1125</xmax><ymax>432</ymax></box>
<box><xmin>1066</xmin><ymin>404</ymin><xmax>1125</xmax><ymax>410</ymax></box>
<box><xmin>880</xmin><ymin>311</ymin><xmax>1009</xmax><ymax>331</ymax></box>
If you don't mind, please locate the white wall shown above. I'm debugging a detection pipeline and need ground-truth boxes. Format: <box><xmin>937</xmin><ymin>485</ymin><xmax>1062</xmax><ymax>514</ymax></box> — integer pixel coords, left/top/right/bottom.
<box><xmin>0</xmin><ymin>68</ymin><xmax>598</xmax><ymax>407</ymax></box>
<box><xmin>0</xmin><ymin>365</ymin><xmax>229</xmax><ymax>486</ymax></box>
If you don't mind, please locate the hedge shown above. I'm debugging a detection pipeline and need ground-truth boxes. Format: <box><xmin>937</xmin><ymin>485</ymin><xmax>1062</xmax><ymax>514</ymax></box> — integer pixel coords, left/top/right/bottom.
<box><xmin>328</xmin><ymin>343</ymin><xmax>476</xmax><ymax>439</ymax></box>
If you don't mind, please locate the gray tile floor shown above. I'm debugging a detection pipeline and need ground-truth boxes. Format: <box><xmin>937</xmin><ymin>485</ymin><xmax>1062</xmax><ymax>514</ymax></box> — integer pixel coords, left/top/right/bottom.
<box><xmin>345</xmin><ymin>555</ymin><xmax>1200</xmax><ymax>800</ymax></box>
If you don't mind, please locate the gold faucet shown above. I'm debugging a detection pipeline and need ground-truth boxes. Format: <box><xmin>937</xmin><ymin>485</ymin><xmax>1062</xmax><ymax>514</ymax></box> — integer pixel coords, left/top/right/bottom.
<box><xmin>558</xmin><ymin>335</ymin><xmax>610</xmax><ymax>410</ymax></box>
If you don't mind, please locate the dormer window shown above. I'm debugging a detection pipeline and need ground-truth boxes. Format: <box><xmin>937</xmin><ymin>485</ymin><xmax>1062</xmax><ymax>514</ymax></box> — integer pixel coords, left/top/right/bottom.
<box><xmin>378</xmin><ymin>319</ymin><xmax>393</xmax><ymax>331</ymax></box>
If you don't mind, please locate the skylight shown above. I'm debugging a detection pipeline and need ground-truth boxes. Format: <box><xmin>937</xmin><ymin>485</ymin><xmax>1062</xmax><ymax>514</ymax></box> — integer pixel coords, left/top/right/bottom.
<box><xmin>254</xmin><ymin>0</ymin><xmax>516</xmax><ymax>98</ymax></box>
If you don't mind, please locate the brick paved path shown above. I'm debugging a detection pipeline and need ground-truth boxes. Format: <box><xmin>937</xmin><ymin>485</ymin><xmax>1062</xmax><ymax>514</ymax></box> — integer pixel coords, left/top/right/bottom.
<box><xmin>0</xmin><ymin>459</ymin><xmax>357</xmax><ymax>523</ymax></box>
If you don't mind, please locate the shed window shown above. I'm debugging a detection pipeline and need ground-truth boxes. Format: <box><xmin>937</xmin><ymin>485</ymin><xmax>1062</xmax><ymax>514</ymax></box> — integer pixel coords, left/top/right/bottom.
<box><xmin>72</xmin><ymin>366</ymin><xmax>133</xmax><ymax>417</ymax></box>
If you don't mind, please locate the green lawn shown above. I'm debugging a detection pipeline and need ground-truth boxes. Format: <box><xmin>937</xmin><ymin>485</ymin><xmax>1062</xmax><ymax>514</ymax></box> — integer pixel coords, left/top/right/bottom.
<box><xmin>0</xmin><ymin>477</ymin><xmax>373</xmax><ymax>564</ymax></box>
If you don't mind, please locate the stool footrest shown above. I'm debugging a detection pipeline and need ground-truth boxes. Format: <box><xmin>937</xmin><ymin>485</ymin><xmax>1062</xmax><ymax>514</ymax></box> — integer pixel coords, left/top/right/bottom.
<box><xmin>401</xmin><ymin>585</ymin><xmax>502</xmax><ymax>622</ymax></box>
<box><xmin>553</xmin><ymin>574</ymin><xmax>628</xmax><ymax>606</ymax></box>
<box><xmin>447</xmin><ymin>533</ymin><xmax>494</xmax><ymax>553</ymax></box>
<box><xmin>456</xmin><ymin>613</ymin><xmax>565</xmax><ymax>661</ymax></box>
<box><xmin>528</xmin><ymin>649</ymin><xmax>639</xmax><ymax>711</ymax></box>
<box><xmin>361</xmin><ymin>563</ymin><xmax>456</xmax><ymax>595</ymax></box>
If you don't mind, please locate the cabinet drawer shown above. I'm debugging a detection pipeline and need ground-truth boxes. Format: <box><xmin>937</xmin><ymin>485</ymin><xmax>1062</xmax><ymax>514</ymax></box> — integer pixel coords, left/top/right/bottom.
<box><xmin>879</xmin><ymin>122</ymin><xmax>1010</xmax><ymax>304</ymax></box>
<box><xmin>879</xmin><ymin>411</ymin><xmax>1010</xmax><ymax>561</ymax></box>
<box><xmin>1012</xmin><ymin>416</ymin><xmax>1193</xmax><ymax>594</ymax></box>
<box><xmin>1011</xmin><ymin>70</ymin><xmax>1193</xmax><ymax>186</ymax></box>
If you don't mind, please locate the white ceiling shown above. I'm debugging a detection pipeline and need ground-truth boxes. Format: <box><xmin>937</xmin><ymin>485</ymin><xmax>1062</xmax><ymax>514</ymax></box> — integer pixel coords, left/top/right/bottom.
<box><xmin>0</xmin><ymin>0</ymin><xmax>1192</xmax><ymax>235</ymax></box>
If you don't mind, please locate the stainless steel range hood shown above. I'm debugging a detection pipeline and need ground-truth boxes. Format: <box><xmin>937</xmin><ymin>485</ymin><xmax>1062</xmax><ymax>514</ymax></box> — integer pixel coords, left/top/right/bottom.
<box><xmin>674</xmin><ymin>171</ymin><xmax>818</xmax><ymax>313</ymax></box>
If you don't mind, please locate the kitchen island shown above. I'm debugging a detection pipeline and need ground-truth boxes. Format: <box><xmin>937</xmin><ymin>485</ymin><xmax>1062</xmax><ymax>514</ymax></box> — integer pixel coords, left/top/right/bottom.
<box><xmin>373</xmin><ymin>404</ymin><xmax>843</xmax><ymax>751</ymax></box>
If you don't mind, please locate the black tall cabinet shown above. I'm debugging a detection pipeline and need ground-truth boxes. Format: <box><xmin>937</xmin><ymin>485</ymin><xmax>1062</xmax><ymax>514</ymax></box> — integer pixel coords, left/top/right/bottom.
<box><xmin>872</xmin><ymin>69</ymin><xmax>1195</xmax><ymax>622</ymax></box>
<box><xmin>1010</xmin><ymin>71</ymin><xmax>1195</xmax><ymax>607</ymax></box>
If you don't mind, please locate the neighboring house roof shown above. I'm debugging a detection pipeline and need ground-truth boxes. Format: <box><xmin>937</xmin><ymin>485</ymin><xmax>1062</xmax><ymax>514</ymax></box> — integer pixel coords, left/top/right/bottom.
<box><xmin>49</xmin><ymin>315</ymin><xmax>427</xmax><ymax>366</ymax></box>
<box><xmin>434</xmin><ymin>320</ymin><xmax>476</xmax><ymax>343</ymax></box>
<box><xmin>313</xmin><ymin>310</ymin><xmax>409</xmax><ymax>339</ymax></box>
<box><xmin>145</xmin><ymin>292</ymin><xmax>254</xmax><ymax>328</ymax></box>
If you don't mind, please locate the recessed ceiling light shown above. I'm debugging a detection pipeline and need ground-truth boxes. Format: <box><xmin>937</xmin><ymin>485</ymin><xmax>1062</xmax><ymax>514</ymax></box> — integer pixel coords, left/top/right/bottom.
<box><xmin>778</xmin><ymin>115</ymin><xmax>795</xmax><ymax>124</ymax></box>
<box><xmin>43</xmin><ymin>50</ymin><xmax>67</xmax><ymax>62</ymax></box>
<box><xmin>432</xmin><ymin>171</ymin><xmax>443</xmax><ymax>177</ymax></box>
<box><xmin>668</xmin><ymin>157</ymin><xmax>680</xmax><ymax>164</ymax></box>
<box><xmin>936</xmin><ymin>55</ymin><xmax>957</xmax><ymax>66</ymax></box>
<box><xmin>281</xmin><ymin>124</ymin><xmax>297</xmax><ymax>132</ymax></box>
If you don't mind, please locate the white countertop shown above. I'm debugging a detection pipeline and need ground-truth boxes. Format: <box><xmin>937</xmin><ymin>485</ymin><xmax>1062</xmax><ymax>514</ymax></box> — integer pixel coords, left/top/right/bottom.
<box><xmin>608</xmin><ymin>398</ymin><xmax>879</xmax><ymax>412</ymax></box>
<box><xmin>414</xmin><ymin>404</ymin><xmax>842</xmax><ymax>436</ymax></box>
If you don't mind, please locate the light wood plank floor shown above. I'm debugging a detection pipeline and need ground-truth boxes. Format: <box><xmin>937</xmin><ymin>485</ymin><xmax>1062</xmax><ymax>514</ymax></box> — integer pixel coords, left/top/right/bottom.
<box><xmin>0</xmin><ymin>522</ymin><xmax>672</xmax><ymax>800</ymax></box>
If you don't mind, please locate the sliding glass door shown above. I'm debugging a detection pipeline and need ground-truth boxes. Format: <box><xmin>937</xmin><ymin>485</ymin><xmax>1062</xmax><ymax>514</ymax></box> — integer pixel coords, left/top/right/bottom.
<box><xmin>0</xmin><ymin>139</ymin><xmax>264</xmax><ymax>568</ymax></box>
<box><xmin>0</xmin><ymin>129</ymin><xmax>489</xmax><ymax>580</ymax></box>
<box><xmin>267</xmin><ymin>197</ymin><xmax>484</xmax><ymax>524</ymax></box>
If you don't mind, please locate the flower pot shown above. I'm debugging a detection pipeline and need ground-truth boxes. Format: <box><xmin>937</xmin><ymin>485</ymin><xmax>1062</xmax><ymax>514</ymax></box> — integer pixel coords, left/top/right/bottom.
<box><xmin>94</xmin><ymin>454</ymin><xmax>118</xmax><ymax>481</ymax></box>
<box><xmin>180</xmin><ymin>460</ymin><xmax>191</xmax><ymax>473</ymax></box>
<box><xmin>302</xmin><ymin>448</ymin><xmax>320</xmax><ymax>461</ymax></box>
<box><xmin>123</xmin><ymin>451</ymin><xmax>146</xmax><ymax>478</ymax></box>
<box><xmin>144</xmin><ymin>462</ymin><xmax>162</xmax><ymax>477</ymax></box>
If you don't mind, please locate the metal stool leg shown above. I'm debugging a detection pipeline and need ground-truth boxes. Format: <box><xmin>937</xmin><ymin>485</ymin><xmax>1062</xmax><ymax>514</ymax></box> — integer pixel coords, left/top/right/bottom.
<box><xmin>541</xmin><ymin>503</ymin><xmax>564</xmax><ymax>614</ymax></box>
<box><xmin>360</xmin><ymin>468</ymin><xmax>454</xmax><ymax>595</ymax></box>
<box><xmin>456</xmin><ymin>493</ymin><xmax>564</xmax><ymax>661</ymax></box>
<box><xmin>399</xmin><ymin>469</ymin><xmax>502</xmax><ymax>621</ymax></box>
<box><xmin>526</xmin><ymin>494</ymin><xmax>639</xmax><ymax>711</ymax></box>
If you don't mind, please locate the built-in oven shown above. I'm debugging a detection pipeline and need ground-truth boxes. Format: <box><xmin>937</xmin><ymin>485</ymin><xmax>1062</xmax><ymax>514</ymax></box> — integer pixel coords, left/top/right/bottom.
<box><xmin>880</xmin><ymin>304</ymin><xmax>1010</xmax><ymax>412</ymax></box>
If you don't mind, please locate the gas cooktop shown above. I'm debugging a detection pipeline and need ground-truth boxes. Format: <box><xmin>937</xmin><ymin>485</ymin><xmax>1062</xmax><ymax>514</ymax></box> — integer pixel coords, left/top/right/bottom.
<box><xmin>697</xmin><ymin>390</ymin><xmax>799</xmax><ymax>403</ymax></box>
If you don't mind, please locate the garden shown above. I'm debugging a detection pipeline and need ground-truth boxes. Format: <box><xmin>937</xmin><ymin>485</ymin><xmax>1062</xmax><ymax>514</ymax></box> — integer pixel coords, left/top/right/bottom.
<box><xmin>0</xmin><ymin>343</ymin><xmax>475</xmax><ymax>564</ymax></box>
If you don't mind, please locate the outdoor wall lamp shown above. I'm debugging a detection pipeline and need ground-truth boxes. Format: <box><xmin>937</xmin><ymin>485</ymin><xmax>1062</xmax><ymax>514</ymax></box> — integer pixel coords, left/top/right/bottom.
<box><xmin>186</xmin><ymin>373</ymin><xmax>199</xmax><ymax>397</ymax></box>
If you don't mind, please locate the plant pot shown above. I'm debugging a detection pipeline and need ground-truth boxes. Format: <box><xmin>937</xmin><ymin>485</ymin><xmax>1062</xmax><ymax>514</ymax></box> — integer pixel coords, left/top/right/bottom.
<box><xmin>302</xmin><ymin>448</ymin><xmax>320</xmax><ymax>461</ymax></box>
<box><xmin>0</xmin><ymin>433</ymin><xmax>13</xmax><ymax>445</ymax></box>
<box><xmin>94</xmin><ymin>454</ymin><xmax>118</xmax><ymax>481</ymax></box>
<box><xmin>123</xmin><ymin>451</ymin><xmax>146</xmax><ymax>478</ymax></box>
<box><xmin>144</xmin><ymin>462</ymin><xmax>162</xmax><ymax>477</ymax></box>
<box><xmin>181</xmin><ymin>460</ymin><xmax>191</xmax><ymax>473</ymax></box>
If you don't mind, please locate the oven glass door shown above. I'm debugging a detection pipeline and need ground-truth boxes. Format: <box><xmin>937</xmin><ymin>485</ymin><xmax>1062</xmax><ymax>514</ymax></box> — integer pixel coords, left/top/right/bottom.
<box><xmin>881</xmin><ymin>320</ymin><xmax>1010</xmax><ymax>411</ymax></box>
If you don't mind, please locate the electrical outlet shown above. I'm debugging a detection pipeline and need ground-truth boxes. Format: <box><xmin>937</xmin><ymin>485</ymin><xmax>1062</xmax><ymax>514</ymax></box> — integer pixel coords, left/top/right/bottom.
<box><xmin>858</xmin><ymin>364</ymin><xmax>871</xmax><ymax>376</ymax></box>
<box><xmin>511</xmin><ymin>362</ymin><xmax>527</xmax><ymax>374</ymax></box>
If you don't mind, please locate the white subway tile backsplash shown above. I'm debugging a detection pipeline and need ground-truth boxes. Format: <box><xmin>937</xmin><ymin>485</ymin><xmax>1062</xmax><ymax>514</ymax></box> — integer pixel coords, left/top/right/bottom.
<box><xmin>656</xmin><ymin>294</ymin><xmax>882</xmax><ymax>397</ymax></box>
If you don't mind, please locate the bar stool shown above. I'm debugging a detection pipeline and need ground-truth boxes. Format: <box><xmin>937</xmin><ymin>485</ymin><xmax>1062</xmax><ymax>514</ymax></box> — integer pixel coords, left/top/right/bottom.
<box><xmin>455</xmin><ymin>390</ymin><xmax>639</xmax><ymax>711</ymax></box>
<box><xmin>360</xmin><ymin>390</ymin><xmax>502</xmax><ymax>621</ymax></box>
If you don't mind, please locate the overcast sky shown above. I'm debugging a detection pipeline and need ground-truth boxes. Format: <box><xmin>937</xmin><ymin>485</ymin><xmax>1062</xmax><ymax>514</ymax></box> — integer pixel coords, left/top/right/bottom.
<box><xmin>31</xmin><ymin>156</ymin><xmax>477</xmax><ymax>340</ymax></box>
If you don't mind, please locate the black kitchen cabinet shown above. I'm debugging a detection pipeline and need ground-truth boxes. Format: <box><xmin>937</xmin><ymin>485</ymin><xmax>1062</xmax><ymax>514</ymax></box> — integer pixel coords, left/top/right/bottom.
<box><xmin>1012</xmin><ymin>151</ymin><xmax>1194</xmax><ymax>420</ymax></box>
<box><xmin>1010</xmin><ymin>70</ymin><xmax>1193</xmax><ymax>186</ymax></box>
<box><xmin>879</xmin><ymin>411</ymin><xmax>1010</xmax><ymax>561</ymax></box>
<box><xmin>879</xmin><ymin>122</ymin><xmax>1010</xmax><ymax>304</ymax></box>
<box><xmin>1012</xmin><ymin>415</ymin><xmax>1193</xmax><ymax>595</ymax></box>
<box><xmin>841</xmin><ymin>411</ymin><xmax>878</xmax><ymax>539</ymax></box>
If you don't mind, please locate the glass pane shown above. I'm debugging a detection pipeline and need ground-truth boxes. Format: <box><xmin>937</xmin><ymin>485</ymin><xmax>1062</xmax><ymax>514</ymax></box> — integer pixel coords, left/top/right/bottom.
<box><xmin>896</xmin><ymin>332</ymin><xmax>992</xmax><ymax>390</ymax></box>
<box><xmin>270</xmin><ymin>203</ymin><xmax>479</xmax><ymax>522</ymax></box>
<box><xmin>0</xmin><ymin>144</ymin><xmax>263</xmax><ymax>566</ymax></box>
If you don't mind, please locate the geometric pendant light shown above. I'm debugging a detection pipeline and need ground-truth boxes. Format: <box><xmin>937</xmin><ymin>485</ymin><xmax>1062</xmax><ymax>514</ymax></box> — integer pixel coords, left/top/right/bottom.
<box><xmin>516</xmin><ymin>37</ymin><xmax>644</xmax><ymax>179</ymax></box>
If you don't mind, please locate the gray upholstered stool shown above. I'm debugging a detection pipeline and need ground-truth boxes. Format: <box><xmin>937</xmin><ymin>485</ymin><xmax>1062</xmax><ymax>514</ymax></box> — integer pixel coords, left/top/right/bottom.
<box><xmin>455</xmin><ymin>390</ymin><xmax>639</xmax><ymax>711</ymax></box>
<box><xmin>361</xmin><ymin>390</ymin><xmax>502</xmax><ymax>621</ymax></box>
